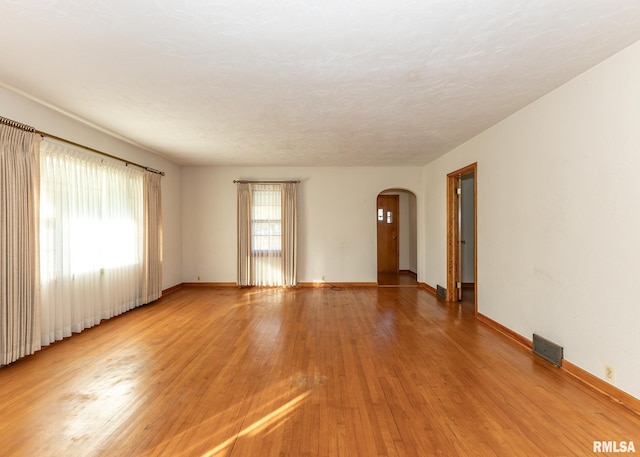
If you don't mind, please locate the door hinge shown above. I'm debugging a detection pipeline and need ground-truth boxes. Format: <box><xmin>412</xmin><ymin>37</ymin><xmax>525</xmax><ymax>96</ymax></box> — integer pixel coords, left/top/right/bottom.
<box><xmin>456</xmin><ymin>282</ymin><xmax>461</xmax><ymax>289</ymax></box>
<box><xmin>456</xmin><ymin>187</ymin><xmax>462</xmax><ymax>195</ymax></box>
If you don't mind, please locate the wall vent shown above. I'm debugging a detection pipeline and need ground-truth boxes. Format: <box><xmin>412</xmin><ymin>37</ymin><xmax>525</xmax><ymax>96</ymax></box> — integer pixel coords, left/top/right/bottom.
<box><xmin>436</xmin><ymin>285</ymin><xmax>446</xmax><ymax>299</ymax></box>
<box><xmin>532</xmin><ymin>334</ymin><xmax>563</xmax><ymax>367</ymax></box>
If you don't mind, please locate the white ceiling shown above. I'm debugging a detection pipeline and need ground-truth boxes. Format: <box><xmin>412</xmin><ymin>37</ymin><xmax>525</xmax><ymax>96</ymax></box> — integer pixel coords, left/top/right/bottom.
<box><xmin>1</xmin><ymin>1</ymin><xmax>640</xmax><ymax>167</ymax></box>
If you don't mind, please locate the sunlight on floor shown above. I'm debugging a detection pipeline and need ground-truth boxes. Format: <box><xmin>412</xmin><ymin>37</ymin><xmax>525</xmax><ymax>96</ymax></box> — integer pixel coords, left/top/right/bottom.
<box><xmin>61</xmin><ymin>372</ymin><xmax>140</xmax><ymax>447</ymax></box>
<box><xmin>201</xmin><ymin>392</ymin><xmax>310</xmax><ymax>457</ymax></box>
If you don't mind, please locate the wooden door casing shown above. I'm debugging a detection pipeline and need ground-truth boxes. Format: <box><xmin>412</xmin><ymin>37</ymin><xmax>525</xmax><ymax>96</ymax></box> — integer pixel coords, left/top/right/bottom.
<box><xmin>446</xmin><ymin>162</ymin><xmax>477</xmax><ymax>313</ymax></box>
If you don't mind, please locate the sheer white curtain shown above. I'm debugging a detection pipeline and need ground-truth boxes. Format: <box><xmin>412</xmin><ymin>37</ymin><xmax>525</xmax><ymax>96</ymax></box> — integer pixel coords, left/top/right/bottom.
<box><xmin>40</xmin><ymin>140</ymin><xmax>144</xmax><ymax>346</ymax></box>
<box><xmin>237</xmin><ymin>182</ymin><xmax>297</xmax><ymax>287</ymax></box>
<box><xmin>0</xmin><ymin>124</ymin><xmax>41</xmax><ymax>365</ymax></box>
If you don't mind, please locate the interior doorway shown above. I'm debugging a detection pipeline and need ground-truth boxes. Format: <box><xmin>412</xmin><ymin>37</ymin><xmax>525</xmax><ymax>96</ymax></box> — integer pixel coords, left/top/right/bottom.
<box><xmin>377</xmin><ymin>190</ymin><xmax>418</xmax><ymax>287</ymax></box>
<box><xmin>446</xmin><ymin>163</ymin><xmax>477</xmax><ymax>311</ymax></box>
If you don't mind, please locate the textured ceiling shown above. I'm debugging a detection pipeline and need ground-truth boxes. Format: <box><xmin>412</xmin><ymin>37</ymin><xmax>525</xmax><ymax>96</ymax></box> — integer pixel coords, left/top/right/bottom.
<box><xmin>1</xmin><ymin>1</ymin><xmax>640</xmax><ymax>166</ymax></box>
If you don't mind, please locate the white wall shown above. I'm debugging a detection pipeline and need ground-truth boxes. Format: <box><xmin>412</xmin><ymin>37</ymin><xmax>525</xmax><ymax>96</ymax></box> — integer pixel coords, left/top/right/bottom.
<box><xmin>0</xmin><ymin>86</ymin><xmax>183</xmax><ymax>289</ymax></box>
<box><xmin>182</xmin><ymin>167</ymin><xmax>422</xmax><ymax>283</ymax></box>
<box><xmin>399</xmin><ymin>193</ymin><xmax>411</xmax><ymax>271</ymax></box>
<box><xmin>397</xmin><ymin>192</ymin><xmax>418</xmax><ymax>273</ymax></box>
<box><xmin>422</xmin><ymin>40</ymin><xmax>640</xmax><ymax>399</ymax></box>
<box><xmin>408</xmin><ymin>192</ymin><xmax>418</xmax><ymax>273</ymax></box>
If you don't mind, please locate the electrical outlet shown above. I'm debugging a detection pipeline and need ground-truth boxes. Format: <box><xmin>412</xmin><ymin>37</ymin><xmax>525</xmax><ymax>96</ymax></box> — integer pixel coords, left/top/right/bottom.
<box><xmin>604</xmin><ymin>364</ymin><xmax>615</xmax><ymax>382</ymax></box>
<box><xmin>197</xmin><ymin>276</ymin><xmax>200</xmax><ymax>281</ymax></box>
<box><xmin>321</xmin><ymin>275</ymin><xmax>325</xmax><ymax>281</ymax></box>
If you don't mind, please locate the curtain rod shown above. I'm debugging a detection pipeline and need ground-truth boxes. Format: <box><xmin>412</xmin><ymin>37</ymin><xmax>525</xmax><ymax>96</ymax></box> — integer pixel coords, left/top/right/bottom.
<box><xmin>0</xmin><ymin>115</ymin><xmax>165</xmax><ymax>176</ymax></box>
<box><xmin>233</xmin><ymin>180</ymin><xmax>301</xmax><ymax>184</ymax></box>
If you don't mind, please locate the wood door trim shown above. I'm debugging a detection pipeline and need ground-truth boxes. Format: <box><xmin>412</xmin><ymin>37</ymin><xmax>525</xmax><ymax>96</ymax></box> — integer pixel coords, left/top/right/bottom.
<box><xmin>446</xmin><ymin>163</ymin><xmax>477</xmax><ymax>313</ymax></box>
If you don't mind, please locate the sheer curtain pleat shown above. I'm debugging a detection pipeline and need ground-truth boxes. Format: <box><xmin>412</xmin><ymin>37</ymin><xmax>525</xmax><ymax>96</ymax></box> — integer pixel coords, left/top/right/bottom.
<box><xmin>142</xmin><ymin>171</ymin><xmax>162</xmax><ymax>303</ymax></box>
<box><xmin>0</xmin><ymin>125</ymin><xmax>41</xmax><ymax>365</ymax></box>
<box><xmin>237</xmin><ymin>183</ymin><xmax>251</xmax><ymax>286</ymax></box>
<box><xmin>40</xmin><ymin>140</ymin><xmax>144</xmax><ymax>346</ymax></box>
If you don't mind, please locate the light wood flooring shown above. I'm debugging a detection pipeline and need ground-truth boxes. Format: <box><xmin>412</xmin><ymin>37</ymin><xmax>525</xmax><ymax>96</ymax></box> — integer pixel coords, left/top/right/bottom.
<box><xmin>1</xmin><ymin>286</ymin><xmax>639</xmax><ymax>456</ymax></box>
<box><xmin>377</xmin><ymin>271</ymin><xmax>418</xmax><ymax>287</ymax></box>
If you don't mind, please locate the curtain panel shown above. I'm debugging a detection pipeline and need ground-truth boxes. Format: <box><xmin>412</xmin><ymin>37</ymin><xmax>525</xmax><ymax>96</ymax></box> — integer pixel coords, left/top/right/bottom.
<box><xmin>142</xmin><ymin>171</ymin><xmax>163</xmax><ymax>304</ymax></box>
<box><xmin>237</xmin><ymin>183</ymin><xmax>252</xmax><ymax>286</ymax></box>
<box><xmin>0</xmin><ymin>125</ymin><xmax>42</xmax><ymax>366</ymax></box>
<box><xmin>281</xmin><ymin>183</ymin><xmax>297</xmax><ymax>286</ymax></box>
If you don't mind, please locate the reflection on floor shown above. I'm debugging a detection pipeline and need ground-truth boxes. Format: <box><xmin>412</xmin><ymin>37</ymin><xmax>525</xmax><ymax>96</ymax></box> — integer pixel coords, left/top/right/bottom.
<box><xmin>461</xmin><ymin>285</ymin><xmax>475</xmax><ymax>307</ymax></box>
<box><xmin>378</xmin><ymin>271</ymin><xmax>417</xmax><ymax>287</ymax></box>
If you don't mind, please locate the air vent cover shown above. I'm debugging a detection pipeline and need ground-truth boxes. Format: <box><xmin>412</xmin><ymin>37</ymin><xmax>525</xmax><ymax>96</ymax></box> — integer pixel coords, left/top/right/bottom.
<box><xmin>533</xmin><ymin>334</ymin><xmax>563</xmax><ymax>367</ymax></box>
<box><xmin>436</xmin><ymin>285</ymin><xmax>446</xmax><ymax>299</ymax></box>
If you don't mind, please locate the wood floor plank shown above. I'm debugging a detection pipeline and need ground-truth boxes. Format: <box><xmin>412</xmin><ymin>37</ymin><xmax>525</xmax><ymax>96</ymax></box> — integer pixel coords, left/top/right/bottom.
<box><xmin>1</xmin><ymin>286</ymin><xmax>639</xmax><ymax>456</ymax></box>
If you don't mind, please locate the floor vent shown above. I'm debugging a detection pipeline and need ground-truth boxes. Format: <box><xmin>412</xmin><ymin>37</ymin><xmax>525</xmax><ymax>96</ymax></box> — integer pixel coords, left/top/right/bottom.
<box><xmin>532</xmin><ymin>334</ymin><xmax>563</xmax><ymax>367</ymax></box>
<box><xmin>436</xmin><ymin>285</ymin><xmax>446</xmax><ymax>299</ymax></box>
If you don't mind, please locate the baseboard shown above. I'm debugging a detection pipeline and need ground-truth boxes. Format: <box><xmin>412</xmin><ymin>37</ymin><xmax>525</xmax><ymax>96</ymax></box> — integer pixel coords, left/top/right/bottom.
<box><xmin>462</xmin><ymin>282</ymin><xmax>475</xmax><ymax>289</ymax></box>
<box><xmin>562</xmin><ymin>360</ymin><xmax>640</xmax><ymax>416</ymax></box>
<box><xmin>161</xmin><ymin>283</ymin><xmax>183</xmax><ymax>296</ymax></box>
<box><xmin>400</xmin><ymin>270</ymin><xmax>418</xmax><ymax>277</ymax></box>
<box><xmin>477</xmin><ymin>312</ymin><xmax>640</xmax><ymax>416</ymax></box>
<box><xmin>180</xmin><ymin>281</ymin><xmax>379</xmax><ymax>289</ymax></box>
<box><xmin>298</xmin><ymin>282</ymin><xmax>378</xmax><ymax>288</ymax></box>
<box><xmin>418</xmin><ymin>282</ymin><xmax>438</xmax><ymax>297</ymax></box>
<box><xmin>477</xmin><ymin>313</ymin><xmax>533</xmax><ymax>350</ymax></box>
<box><xmin>182</xmin><ymin>282</ymin><xmax>238</xmax><ymax>288</ymax></box>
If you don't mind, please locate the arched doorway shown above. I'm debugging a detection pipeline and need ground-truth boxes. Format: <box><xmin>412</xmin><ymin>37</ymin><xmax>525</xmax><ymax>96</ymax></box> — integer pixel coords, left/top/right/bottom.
<box><xmin>376</xmin><ymin>189</ymin><xmax>418</xmax><ymax>286</ymax></box>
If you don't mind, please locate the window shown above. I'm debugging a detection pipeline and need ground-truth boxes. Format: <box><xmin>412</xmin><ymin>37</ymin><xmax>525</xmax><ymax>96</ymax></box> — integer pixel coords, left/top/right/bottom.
<box><xmin>0</xmin><ymin>123</ymin><xmax>161</xmax><ymax>363</ymax></box>
<box><xmin>39</xmin><ymin>140</ymin><xmax>145</xmax><ymax>345</ymax></box>
<box><xmin>237</xmin><ymin>181</ymin><xmax>298</xmax><ymax>287</ymax></box>
<box><xmin>251</xmin><ymin>184</ymin><xmax>282</xmax><ymax>255</ymax></box>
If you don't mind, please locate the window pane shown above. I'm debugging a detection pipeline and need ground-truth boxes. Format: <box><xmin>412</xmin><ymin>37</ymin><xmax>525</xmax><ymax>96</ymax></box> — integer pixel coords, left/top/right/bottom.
<box><xmin>251</xmin><ymin>186</ymin><xmax>282</xmax><ymax>253</ymax></box>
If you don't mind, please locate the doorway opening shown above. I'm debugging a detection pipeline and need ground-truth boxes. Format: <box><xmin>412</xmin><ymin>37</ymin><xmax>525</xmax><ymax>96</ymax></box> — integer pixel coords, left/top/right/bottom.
<box><xmin>376</xmin><ymin>189</ymin><xmax>418</xmax><ymax>287</ymax></box>
<box><xmin>446</xmin><ymin>163</ymin><xmax>477</xmax><ymax>312</ymax></box>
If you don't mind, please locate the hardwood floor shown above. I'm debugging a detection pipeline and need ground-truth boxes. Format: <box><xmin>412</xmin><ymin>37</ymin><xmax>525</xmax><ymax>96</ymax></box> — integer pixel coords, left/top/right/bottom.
<box><xmin>1</xmin><ymin>287</ymin><xmax>639</xmax><ymax>456</ymax></box>
<box><xmin>377</xmin><ymin>271</ymin><xmax>418</xmax><ymax>287</ymax></box>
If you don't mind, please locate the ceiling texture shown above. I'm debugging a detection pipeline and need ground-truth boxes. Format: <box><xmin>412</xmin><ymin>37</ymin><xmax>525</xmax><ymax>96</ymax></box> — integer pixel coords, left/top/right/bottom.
<box><xmin>1</xmin><ymin>0</ymin><xmax>640</xmax><ymax>167</ymax></box>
